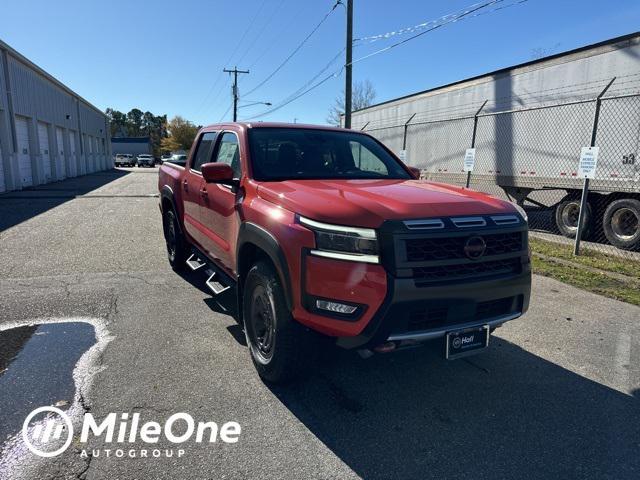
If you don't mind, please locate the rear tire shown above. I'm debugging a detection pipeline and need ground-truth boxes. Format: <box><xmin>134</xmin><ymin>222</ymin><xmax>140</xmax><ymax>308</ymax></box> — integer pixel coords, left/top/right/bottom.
<box><xmin>555</xmin><ymin>195</ymin><xmax>592</xmax><ymax>239</ymax></box>
<box><xmin>243</xmin><ymin>261</ymin><xmax>317</xmax><ymax>384</ymax></box>
<box><xmin>602</xmin><ymin>198</ymin><xmax>640</xmax><ymax>250</ymax></box>
<box><xmin>163</xmin><ymin>208</ymin><xmax>188</xmax><ymax>271</ymax></box>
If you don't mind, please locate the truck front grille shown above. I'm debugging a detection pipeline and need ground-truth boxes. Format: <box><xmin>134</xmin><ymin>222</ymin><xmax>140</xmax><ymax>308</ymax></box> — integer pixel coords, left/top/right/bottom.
<box><xmin>405</xmin><ymin>232</ymin><xmax>523</xmax><ymax>262</ymax></box>
<box><xmin>412</xmin><ymin>257</ymin><xmax>522</xmax><ymax>286</ymax></box>
<box><xmin>406</xmin><ymin>296</ymin><xmax>519</xmax><ymax>331</ymax></box>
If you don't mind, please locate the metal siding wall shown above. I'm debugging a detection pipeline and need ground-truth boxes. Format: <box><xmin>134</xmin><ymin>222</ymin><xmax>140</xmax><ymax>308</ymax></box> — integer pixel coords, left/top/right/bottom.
<box><xmin>0</xmin><ymin>45</ymin><xmax>109</xmax><ymax>192</ymax></box>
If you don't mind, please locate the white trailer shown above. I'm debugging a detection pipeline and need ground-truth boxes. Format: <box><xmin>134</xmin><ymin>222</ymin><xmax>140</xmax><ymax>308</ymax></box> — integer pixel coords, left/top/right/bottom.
<box><xmin>351</xmin><ymin>33</ymin><xmax>640</xmax><ymax>250</ymax></box>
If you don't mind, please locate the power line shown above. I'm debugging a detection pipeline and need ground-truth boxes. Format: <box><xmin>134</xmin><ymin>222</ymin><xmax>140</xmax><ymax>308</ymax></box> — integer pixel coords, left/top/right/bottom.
<box><xmin>354</xmin><ymin>0</ymin><xmax>518</xmax><ymax>44</ymax></box>
<box><xmin>193</xmin><ymin>0</ymin><xmax>267</xmax><ymax>119</ymax></box>
<box><xmin>245</xmin><ymin>0</ymin><xmax>529</xmax><ymax>121</ymax></box>
<box><xmin>350</xmin><ymin>0</ymin><xmax>511</xmax><ymax>66</ymax></box>
<box><xmin>246</xmin><ymin>0</ymin><xmax>307</xmax><ymax>71</ymax></box>
<box><xmin>242</xmin><ymin>49</ymin><xmax>345</xmax><ymax>120</ymax></box>
<box><xmin>243</xmin><ymin>0</ymin><xmax>342</xmax><ymax>98</ymax></box>
<box><xmin>236</xmin><ymin>0</ymin><xmax>288</xmax><ymax>69</ymax></box>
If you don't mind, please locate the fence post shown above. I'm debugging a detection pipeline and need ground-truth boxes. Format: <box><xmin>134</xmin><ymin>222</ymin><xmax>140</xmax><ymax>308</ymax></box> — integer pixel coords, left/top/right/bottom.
<box><xmin>466</xmin><ymin>100</ymin><xmax>488</xmax><ymax>188</ymax></box>
<box><xmin>574</xmin><ymin>77</ymin><xmax>616</xmax><ymax>255</ymax></box>
<box><xmin>402</xmin><ymin>113</ymin><xmax>416</xmax><ymax>150</ymax></box>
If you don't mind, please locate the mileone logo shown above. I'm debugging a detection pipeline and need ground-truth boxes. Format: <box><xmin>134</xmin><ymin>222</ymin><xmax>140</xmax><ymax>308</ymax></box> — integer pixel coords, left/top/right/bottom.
<box><xmin>22</xmin><ymin>406</ymin><xmax>241</xmax><ymax>458</ymax></box>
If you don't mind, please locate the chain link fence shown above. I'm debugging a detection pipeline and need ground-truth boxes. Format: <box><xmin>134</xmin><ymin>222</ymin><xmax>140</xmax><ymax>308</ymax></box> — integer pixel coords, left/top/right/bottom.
<box><xmin>362</xmin><ymin>88</ymin><xmax>640</xmax><ymax>261</ymax></box>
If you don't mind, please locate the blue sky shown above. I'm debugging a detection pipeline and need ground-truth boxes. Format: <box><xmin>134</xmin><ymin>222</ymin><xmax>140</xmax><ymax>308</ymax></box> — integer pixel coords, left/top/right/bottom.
<box><xmin>2</xmin><ymin>0</ymin><xmax>639</xmax><ymax>126</ymax></box>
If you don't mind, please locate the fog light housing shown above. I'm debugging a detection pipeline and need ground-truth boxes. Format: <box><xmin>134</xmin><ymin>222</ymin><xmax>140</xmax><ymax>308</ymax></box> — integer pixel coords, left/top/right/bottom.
<box><xmin>316</xmin><ymin>300</ymin><xmax>357</xmax><ymax>315</ymax></box>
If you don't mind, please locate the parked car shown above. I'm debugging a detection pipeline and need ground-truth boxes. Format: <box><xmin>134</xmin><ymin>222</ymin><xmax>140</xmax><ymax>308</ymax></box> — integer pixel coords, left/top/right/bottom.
<box><xmin>114</xmin><ymin>154</ymin><xmax>135</xmax><ymax>167</ymax></box>
<box><xmin>163</xmin><ymin>154</ymin><xmax>187</xmax><ymax>167</ymax></box>
<box><xmin>137</xmin><ymin>154</ymin><xmax>155</xmax><ymax>168</ymax></box>
<box><xmin>158</xmin><ymin>123</ymin><xmax>531</xmax><ymax>383</ymax></box>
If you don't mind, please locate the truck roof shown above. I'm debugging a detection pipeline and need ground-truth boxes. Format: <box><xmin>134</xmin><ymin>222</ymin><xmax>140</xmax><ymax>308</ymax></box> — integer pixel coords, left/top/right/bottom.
<box><xmin>202</xmin><ymin>122</ymin><xmax>351</xmax><ymax>133</ymax></box>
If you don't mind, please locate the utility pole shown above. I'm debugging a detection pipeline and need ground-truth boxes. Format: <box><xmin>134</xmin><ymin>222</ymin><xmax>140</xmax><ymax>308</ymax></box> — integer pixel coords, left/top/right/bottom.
<box><xmin>223</xmin><ymin>67</ymin><xmax>249</xmax><ymax>122</ymax></box>
<box><xmin>344</xmin><ymin>0</ymin><xmax>353</xmax><ymax>129</ymax></box>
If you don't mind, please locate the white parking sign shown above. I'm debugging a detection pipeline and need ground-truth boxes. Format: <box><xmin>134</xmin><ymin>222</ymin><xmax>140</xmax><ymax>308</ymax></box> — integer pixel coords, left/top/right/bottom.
<box><xmin>578</xmin><ymin>146</ymin><xmax>599</xmax><ymax>179</ymax></box>
<box><xmin>463</xmin><ymin>148</ymin><xmax>476</xmax><ymax>172</ymax></box>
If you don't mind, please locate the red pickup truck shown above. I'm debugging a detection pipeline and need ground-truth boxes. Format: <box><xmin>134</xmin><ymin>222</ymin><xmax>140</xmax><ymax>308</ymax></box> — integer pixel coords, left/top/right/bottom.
<box><xmin>158</xmin><ymin>123</ymin><xmax>531</xmax><ymax>382</ymax></box>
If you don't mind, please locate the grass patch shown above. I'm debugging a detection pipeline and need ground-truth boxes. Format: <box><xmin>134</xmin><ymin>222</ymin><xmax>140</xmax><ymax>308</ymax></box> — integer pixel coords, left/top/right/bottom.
<box><xmin>530</xmin><ymin>237</ymin><xmax>640</xmax><ymax>281</ymax></box>
<box><xmin>531</xmin><ymin>255</ymin><xmax>640</xmax><ymax>306</ymax></box>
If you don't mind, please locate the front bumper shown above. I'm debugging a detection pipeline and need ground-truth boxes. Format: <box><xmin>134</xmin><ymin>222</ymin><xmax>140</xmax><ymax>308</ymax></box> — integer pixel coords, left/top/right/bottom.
<box><xmin>336</xmin><ymin>268</ymin><xmax>531</xmax><ymax>349</ymax></box>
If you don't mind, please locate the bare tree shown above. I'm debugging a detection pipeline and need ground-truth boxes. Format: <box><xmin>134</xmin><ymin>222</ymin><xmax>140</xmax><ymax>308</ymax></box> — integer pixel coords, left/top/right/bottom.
<box><xmin>327</xmin><ymin>80</ymin><xmax>377</xmax><ymax>126</ymax></box>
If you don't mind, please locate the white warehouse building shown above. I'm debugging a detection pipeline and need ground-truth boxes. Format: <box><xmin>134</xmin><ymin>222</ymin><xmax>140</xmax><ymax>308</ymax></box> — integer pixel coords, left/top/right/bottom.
<box><xmin>0</xmin><ymin>39</ymin><xmax>111</xmax><ymax>193</ymax></box>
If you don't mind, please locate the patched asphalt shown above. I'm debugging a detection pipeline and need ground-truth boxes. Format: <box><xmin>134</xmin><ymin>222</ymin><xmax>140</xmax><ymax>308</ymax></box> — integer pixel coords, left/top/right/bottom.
<box><xmin>0</xmin><ymin>168</ymin><xmax>638</xmax><ymax>480</ymax></box>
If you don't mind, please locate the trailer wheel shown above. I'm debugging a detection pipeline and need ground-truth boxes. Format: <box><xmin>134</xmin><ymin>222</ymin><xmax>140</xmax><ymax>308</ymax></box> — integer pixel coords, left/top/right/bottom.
<box><xmin>555</xmin><ymin>196</ymin><xmax>592</xmax><ymax>239</ymax></box>
<box><xmin>602</xmin><ymin>198</ymin><xmax>640</xmax><ymax>250</ymax></box>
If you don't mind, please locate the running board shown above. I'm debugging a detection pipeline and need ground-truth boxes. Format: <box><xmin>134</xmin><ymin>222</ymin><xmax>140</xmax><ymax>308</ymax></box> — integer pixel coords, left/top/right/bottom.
<box><xmin>186</xmin><ymin>254</ymin><xmax>206</xmax><ymax>271</ymax></box>
<box><xmin>205</xmin><ymin>271</ymin><xmax>230</xmax><ymax>295</ymax></box>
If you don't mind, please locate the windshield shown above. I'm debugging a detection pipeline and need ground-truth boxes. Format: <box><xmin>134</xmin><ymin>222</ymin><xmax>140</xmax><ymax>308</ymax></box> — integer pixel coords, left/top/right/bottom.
<box><xmin>248</xmin><ymin>128</ymin><xmax>411</xmax><ymax>181</ymax></box>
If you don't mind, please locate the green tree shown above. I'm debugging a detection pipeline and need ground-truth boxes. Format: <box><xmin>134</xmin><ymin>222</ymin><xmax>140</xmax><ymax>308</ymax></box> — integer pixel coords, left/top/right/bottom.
<box><xmin>164</xmin><ymin>116</ymin><xmax>199</xmax><ymax>152</ymax></box>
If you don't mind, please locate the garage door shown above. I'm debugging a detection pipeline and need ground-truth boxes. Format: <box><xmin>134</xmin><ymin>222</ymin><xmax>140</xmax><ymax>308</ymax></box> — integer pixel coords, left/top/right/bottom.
<box><xmin>85</xmin><ymin>135</ymin><xmax>93</xmax><ymax>173</ymax></box>
<box><xmin>15</xmin><ymin>116</ymin><xmax>33</xmax><ymax>187</ymax></box>
<box><xmin>0</xmin><ymin>137</ymin><xmax>5</xmax><ymax>193</ymax></box>
<box><xmin>37</xmin><ymin>122</ymin><xmax>52</xmax><ymax>183</ymax></box>
<box><xmin>55</xmin><ymin>127</ymin><xmax>66</xmax><ymax>180</ymax></box>
<box><xmin>68</xmin><ymin>130</ymin><xmax>78</xmax><ymax>177</ymax></box>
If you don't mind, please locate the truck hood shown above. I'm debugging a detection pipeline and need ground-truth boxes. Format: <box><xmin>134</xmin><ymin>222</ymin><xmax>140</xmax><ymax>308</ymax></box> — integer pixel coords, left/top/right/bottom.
<box><xmin>256</xmin><ymin>179</ymin><xmax>517</xmax><ymax>228</ymax></box>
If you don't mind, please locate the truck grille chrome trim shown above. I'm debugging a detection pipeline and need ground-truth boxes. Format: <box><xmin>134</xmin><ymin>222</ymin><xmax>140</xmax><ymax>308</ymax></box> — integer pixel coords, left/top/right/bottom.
<box><xmin>404</xmin><ymin>219</ymin><xmax>445</xmax><ymax>230</ymax></box>
<box><xmin>451</xmin><ymin>216</ymin><xmax>487</xmax><ymax>228</ymax></box>
<box><xmin>310</xmin><ymin>249</ymin><xmax>380</xmax><ymax>264</ymax></box>
<box><xmin>387</xmin><ymin>312</ymin><xmax>521</xmax><ymax>342</ymax></box>
<box><xmin>490</xmin><ymin>215</ymin><xmax>520</xmax><ymax>225</ymax></box>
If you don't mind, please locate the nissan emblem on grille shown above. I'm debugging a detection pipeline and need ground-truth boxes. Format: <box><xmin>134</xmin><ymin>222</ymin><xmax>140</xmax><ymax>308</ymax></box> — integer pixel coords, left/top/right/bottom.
<box><xmin>464</xmin><ymin>236</ymin><xmax>487</xmax><ymax>260</ymax></box>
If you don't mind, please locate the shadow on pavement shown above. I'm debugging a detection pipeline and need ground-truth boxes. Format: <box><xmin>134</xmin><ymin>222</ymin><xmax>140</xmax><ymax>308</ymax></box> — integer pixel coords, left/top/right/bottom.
<box><xmin>0</xmin><ymin>169</ymin><xmax>130</xmax><ymax>232</ymax></box>
<box><xmin>269</xmin><ymin>337</ymin><xmax>639</xmax><ymax>479</ymax></box>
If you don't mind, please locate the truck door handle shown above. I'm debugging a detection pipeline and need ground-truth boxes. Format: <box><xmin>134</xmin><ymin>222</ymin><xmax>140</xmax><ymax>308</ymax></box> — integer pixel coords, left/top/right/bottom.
<box><xmin>182</xmin><ymin>179</ymin><xmax>188</xmax><ymax>191</ymax></box>
<box><xmin>199</xmin><ymin>188</ymin><xmax>208</xmax><ymax>198</ymax></box>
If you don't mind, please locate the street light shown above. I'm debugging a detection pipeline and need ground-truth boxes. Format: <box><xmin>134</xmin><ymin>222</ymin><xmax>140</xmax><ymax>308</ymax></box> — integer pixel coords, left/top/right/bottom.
<box><xmin>238</xmin><ymin>101</ymin><xmax>272</xmax><ymax>109</ymax></box>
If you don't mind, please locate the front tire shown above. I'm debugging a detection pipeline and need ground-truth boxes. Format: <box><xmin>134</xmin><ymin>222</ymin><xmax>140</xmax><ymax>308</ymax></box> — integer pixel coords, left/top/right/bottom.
<box><xmin>243</xmin><ymin>261</ymin><xmax>317</xmax><ymax>383</ymax></box>
<box><xmin>163</xmin><ymin>209</ymin><xmax>188</xmax><ymax>271</ymax></box>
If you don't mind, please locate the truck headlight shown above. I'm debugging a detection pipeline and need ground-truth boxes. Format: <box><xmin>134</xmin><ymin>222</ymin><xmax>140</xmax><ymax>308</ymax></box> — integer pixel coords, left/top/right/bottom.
<box><xmin>299</xmin><ymin>216</ymin><xmax>379</xmax><ymax>264</ymax></box>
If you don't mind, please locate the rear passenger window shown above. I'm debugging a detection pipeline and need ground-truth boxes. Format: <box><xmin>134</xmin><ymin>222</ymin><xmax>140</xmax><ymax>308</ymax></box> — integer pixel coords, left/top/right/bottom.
<box><xmin>214</xmin><ymin>132</ymin><xmax>241</xmax><ymax>178</ymax></box>
<box><xmin>192</xmin><ymin>132</ymin><xmax>217</xmax><ymax>171</ymax></box>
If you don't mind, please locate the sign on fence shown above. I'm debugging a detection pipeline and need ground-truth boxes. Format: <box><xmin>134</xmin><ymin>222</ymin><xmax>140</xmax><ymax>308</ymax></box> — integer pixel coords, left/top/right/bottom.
<box><xmin>463</xmin><ymin>148</ymin><xmax>476</xmax><ymax>172</ymax></box>
<box><xmin>578</xmin><ymin>146</ymin><xmax>599</xmax><ymax>179</ymax></box>
<box><xmin>399</xmin><ymin>150</ymin><xmax>407</xmax><ymax>162</ymax></box>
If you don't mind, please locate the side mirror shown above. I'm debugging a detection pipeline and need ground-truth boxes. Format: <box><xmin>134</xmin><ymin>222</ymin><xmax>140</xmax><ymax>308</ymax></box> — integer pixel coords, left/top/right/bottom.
<box><xmin>201</xmin><ymin>163</ymin><xmax>234</xmax><ymax>184</ymax></box>
<box><xmin>407</xmin><ymin>166</ymin><xmax>421</xmax><ymax>179</ymax></box>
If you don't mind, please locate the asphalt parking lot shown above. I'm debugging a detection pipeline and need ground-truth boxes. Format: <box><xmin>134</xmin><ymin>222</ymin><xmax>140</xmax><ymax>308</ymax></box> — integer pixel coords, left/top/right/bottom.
<box><xmin>0</xmin><ymin>168</ymin><xmax>639</xmax><ymax>480</ymax></box>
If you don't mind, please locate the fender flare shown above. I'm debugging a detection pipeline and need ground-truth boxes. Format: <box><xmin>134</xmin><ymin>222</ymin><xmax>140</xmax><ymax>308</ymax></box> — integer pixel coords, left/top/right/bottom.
<box><xmin>160</xmin><ymin>185</ymin><xmax>184</xmax><ymax>235</ymax></box>
<box><xmin>237</xmin><ymin>222</ymin><xmax>293</xmax><ymax>311</ymax></box>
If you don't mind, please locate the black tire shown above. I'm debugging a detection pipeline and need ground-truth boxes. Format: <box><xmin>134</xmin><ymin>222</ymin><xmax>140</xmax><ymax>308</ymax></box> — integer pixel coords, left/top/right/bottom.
<box><xmin>555</xmin><ymin>196</ymin><xmax>592</xmax><ymax>239</ymax></box>
<box><xmin>602</xmin><ymin>198</ymin><xmax>640</xmax><ymax>250</ymax></box>
<box><xmin>243</xmin><ymin>261</ymin><xmax>317</xmax><ymax>383</ymax></box>
<box><xmin>162</xmin><ymin>209</ymin><xmax>188</xmax><ymax>271</ymax></box>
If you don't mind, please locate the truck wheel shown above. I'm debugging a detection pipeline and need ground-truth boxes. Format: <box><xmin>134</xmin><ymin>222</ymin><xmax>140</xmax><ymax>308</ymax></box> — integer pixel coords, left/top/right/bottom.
<box><xmin>555</xmin><ymin>196</ymin><xmax>592</xmax><ymax>239</ymax></box>
<box><xmin>243</xmin><ymin>261</ymin><xmax>316</xmax><ymax>384</ymax></box>
<box><xmin>602</xmin><ymin>198</ymin><xmax>640</xmax><ymax>250</ymax></box>
<box><xmin>163</xmin><ymin>209</ymin><xmax>188</xmax><ymax>271</ymax></box>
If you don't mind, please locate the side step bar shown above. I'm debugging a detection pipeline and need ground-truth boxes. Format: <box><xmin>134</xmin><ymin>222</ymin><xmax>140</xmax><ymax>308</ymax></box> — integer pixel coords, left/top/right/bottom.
<box><xmin>205</xmin><ymin>271</ymin><xmax>230</xmax><ymax>295</ymax></box>
<box><xmin>186</xmin><ymin>254</ymin><xmax>206</xmax><ymax>271</ymax></box>
<box><xmin>186</xmin><ymin>247</ymin><xmax>235</xmax><ymax>296</ymax></box>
